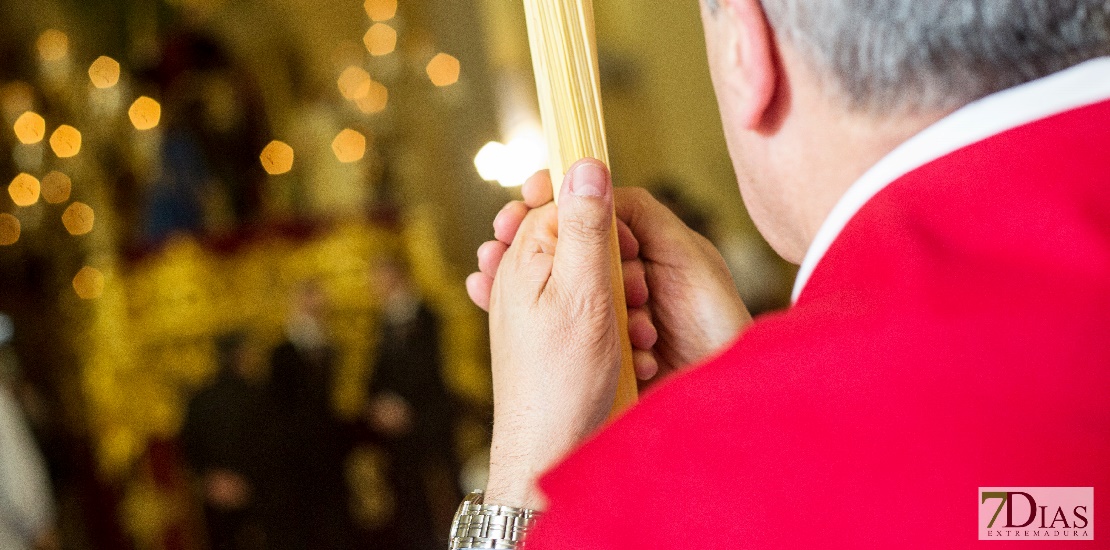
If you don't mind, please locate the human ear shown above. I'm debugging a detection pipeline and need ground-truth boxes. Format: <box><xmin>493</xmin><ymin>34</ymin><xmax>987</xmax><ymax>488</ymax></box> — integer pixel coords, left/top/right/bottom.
<box><xmin>717</xmin><ymin>0</ymin><xmax>777</xmax><ymax>130</ymax></box>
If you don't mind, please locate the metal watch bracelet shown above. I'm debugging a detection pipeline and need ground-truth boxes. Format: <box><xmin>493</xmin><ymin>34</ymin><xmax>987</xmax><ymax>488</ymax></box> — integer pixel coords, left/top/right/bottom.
<box><xmin>449</xmin><ymin>490</ymin><xmax>541</xmax><ymax>549</ymax></box>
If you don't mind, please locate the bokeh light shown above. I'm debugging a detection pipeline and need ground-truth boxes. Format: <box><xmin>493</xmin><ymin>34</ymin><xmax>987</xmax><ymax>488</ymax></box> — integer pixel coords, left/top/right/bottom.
<box><xmin>260</xmin><ymin>141</ymin><xmax>294</xmax><ymax>175</ymax></box>
<box><xmin>88</xmin><ymin>56</ymin><xmax>121</xmax><ymax>89</ymax></box>
<box><xmin>0</xmin><ymin>214</ymin><xmax>20</xmax><ymax>245</ymax></box>
<box><xmin>356</xmin><ymin>81</ymin><xmax>389</xmax><ymax>114</ymax></box>
<box><xmin>9</xmin><ymin>173</ymin><xmax>41</xmax><ymax>206</ymax></box>
<box><xmin>1</xmin><ymin>83</ymin><xmax>35</xmax><ymax>120</ymax></box>
<box><xmin>332</xmin><ymin>129</ymin><xmax>367</xmax><ymax>163</ymax></box>
<box><xmin>128</xmin><ymin>96</ymin><xmax>162</xmax><ymax>130</ymax></box>
<box><xmin>474</xmin><ymin>142</ymin><xmax>508</xmax><ymax>182</ymax></box>
<box><xmin>364</xmin><ymin>23</ymin><xmax>397</xmax><ymax>56</ymax></box>
<box><xmin>473</xmin><ymin>125</ymin><xmax>548</xmax><ymax>188</ymax></box>
<box><xmin>72</xmin><ymin>266</ymin><xmax>105</xmax><ymax>299</ymax></box>
<box><xmin>13</xmin><ymin>111</ymin><xmax>46</xmax><ymax>144</ymax></box>
<box><xmin>36</xmin><ymin>29</ymin><xmax>69</xmax><ymax>62</ymax></box>
<box><xmin>62</xmin><ymin>202</ymin><xmax>95</xmax><ymax>235</ymax></box>
<box><xmin>427</xmin><ymin>53</ymin><xmax>461</xmax><ymax>87</ymax></box>
<box><xmin>41</xmin><ymin>171</ymin><xmax>72</xmax><ymax>204</ymax></box>
<box><xmin>49</xmin><ymin>124</ymin><xmax>82</xmax><ymax>158</ymax></box>
<box><xmin>363</xmin><ymin>0</ymin><xmax>397</xmax><ymax>21</ymax></box>
<box><xmin>338</xmin><ymin>66</ymin><xmax>372</xmax><ymax>100</ymax></box>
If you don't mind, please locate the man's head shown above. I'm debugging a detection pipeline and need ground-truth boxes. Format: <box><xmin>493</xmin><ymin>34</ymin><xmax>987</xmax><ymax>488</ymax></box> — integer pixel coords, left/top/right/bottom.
<box><xmin>700</xmin><ymin>0</ymin><xmax>1110</xmax><ymax>262</ymax></box>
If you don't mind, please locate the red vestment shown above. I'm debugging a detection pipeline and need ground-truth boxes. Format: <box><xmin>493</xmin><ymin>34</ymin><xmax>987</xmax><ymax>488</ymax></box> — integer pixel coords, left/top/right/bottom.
<box><xmin>525</xmin><ymin>96</ymin><xmax>1110</xmax><ymax>548</ymax></box>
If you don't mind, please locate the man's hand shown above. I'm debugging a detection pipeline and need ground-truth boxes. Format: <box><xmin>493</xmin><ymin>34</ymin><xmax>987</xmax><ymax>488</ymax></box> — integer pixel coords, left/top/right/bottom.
<box><xmin>480</xmin><ymin>160</ymin><xmax>625</xmax><ymax>509</ymax></box>
<box><xmin>467</xmin><ymin>167</ymin><xmax>751</xmax><ymax>383</ymax></box>
<box><xmin>469</xmin><ymin>160</ymin><xmax>752</xmax><ymax>509</ymax></box>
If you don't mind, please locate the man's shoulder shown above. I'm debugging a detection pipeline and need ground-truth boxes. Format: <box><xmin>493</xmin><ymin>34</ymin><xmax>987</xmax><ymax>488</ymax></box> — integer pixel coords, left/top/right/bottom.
<box><xmin>534</xmin><ymin>296</ymin><xmax>1110</xmax><ymax>547</ymax></box>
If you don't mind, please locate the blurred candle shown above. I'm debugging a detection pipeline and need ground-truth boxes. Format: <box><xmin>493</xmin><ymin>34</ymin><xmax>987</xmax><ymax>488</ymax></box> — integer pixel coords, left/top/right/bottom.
<box><xmin>426</xmin><ymin>53</ymin><xmax>461</xmax><ymax>87</ymax></box>
<box><xmin>13</xmin><ymin>111</ymin><xmax>46</xmax><ymax>144</ymax></box>
<box><xmin>356</xmin><ymin>81</ymin><xmax>389</xmax><ymax>114</ymax></box>
<box><xmin>338</xmin><ymin>66</ymin><xmax>372</xmax><ymax>100</ymax></box>
<box><xmin>364</xmin><ymin>0</ymin><xmax>397</xmax><ymax>21</ymax></box>
<box><xmin>9</xmin><ymin>173</ymin><xmax>40</xmax><ymax>206</ymax></box>
<box><xmin>128</xmin><ymin>96</ymin><xmax>162</xmax><ymax>130</ymax></box>
<box><xmin>62</xmin><ymin>202</ymin><xmax>95</xmax><ymax>235</ymax></box>
<box><xmin>49</xmin><ymin>125</ymin><xmax>82</xmax><ymax>158</ymax></box>
<box><xmin>1</xmin><ymin>83</ymin><xmax>35</xmax><ymax>121</ymax></box>
<box><xmin>332</xmin><ymin>129</ymin><xmax>367</xmax><ymax>163</ymax></box>
<box><xmin>260</xmin><ymin>141</ymin><xmax>294</xmax><ymax>175</ymax></box>
<box><xmin>364</xmin><ymin>24</ymin><xmax>397</xmax><ymax>56</ymax></box>
<box><xmin>41</xmin><ymin>171</ymin><xmax>72</xmax><ymax>204</ymax></box>
<box><xmin>0</xmin><ymin>214</ymin><xmax>19</xmax><ymax>245</ymax></box>
<box><xmin>88</xmin><ymin>56</ymin><xmax>121</xmax><ymax>88</ymax></box>
<box><xmin>73</xmin><ymin>266</ymin><xmax>105</xmax><ymax>299</ymax></box>
<box><xmin>36</xmin><ymin>30</ymin><xmax>69</xmax><ymax>62</ymax></box>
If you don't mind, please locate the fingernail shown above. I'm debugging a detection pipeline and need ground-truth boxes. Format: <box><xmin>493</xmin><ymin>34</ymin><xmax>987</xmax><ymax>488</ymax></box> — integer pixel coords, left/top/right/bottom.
<box><xmin>569</xmin><ymin>162</ymin><xmax>607</xmax><ymax>197</ymax></box>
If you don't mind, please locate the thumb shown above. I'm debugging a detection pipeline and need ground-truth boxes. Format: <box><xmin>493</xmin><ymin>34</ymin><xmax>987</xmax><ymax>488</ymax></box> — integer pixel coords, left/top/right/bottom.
<box><xmin>552</xmin><ymin>159</ymin><xmax>615</xmax><ymax>294</ymax></box>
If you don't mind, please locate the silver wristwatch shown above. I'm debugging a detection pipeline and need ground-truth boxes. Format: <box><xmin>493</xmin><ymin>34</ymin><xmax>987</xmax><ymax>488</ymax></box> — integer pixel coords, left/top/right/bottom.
<box><xmin>448</xmin><ymin>490</ymin><xmax>541</xmax><ymax>549</ymax></box>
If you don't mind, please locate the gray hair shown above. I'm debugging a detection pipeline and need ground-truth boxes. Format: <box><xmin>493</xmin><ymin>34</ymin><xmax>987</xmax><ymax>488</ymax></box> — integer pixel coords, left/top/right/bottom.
<box><xmin>758</xmin><ymin>0</ymin><xmax>1110</xmax><ymax>114</ymax></box>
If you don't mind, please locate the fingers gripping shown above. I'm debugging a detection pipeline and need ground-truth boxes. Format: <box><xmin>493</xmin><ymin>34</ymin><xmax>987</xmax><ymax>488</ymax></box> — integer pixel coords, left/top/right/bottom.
<box><xmin>522</xmin><ymin>169</ymin><xmax>555</xmax><ymax>207</ymax></box>
<box><xmin>549</xmin><ymin>160</ymin><xmax>617</xmax><ymax>299</ymax></box>
<box><xmin>494</xmin><ymin>201</ymin><xmax>529</xmax><ymax>245</ymax></box>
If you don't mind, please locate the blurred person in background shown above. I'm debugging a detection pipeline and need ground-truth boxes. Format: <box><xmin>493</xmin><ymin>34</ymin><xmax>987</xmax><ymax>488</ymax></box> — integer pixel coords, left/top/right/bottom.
<box><xmin>259</xmin><ymin>282</ymin><xmax>354</xmax><ymax>550</ymax></box>
<box><xmin>0</xmin><ymin>318</ymin><xmax>58</xmax><ymax>550</ymax></box>
<box><xmin>181</xmin><ymin>332</ymin><xmax>266</xmax><ymax>550</ymax></box>
<box><xmin>366</xmin><ymin>257</ymin><xmax>461</xmax><ymax>550</ymax></box>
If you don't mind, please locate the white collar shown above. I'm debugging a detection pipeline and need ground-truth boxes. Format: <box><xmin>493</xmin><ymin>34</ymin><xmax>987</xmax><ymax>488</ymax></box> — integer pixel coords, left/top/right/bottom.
<box><xmin>792</xmin><ymin>57</ymin><xmax>1110</xmax><ymax>303</ymax></box>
